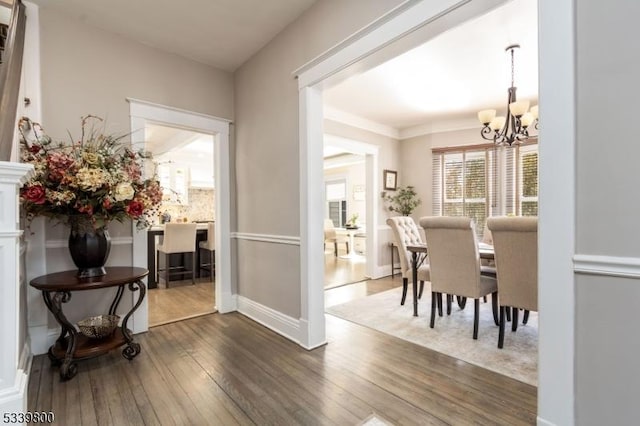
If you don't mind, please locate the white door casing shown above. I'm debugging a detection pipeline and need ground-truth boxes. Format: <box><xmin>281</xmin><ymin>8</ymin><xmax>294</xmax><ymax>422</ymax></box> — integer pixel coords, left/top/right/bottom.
<box><xmin>128</xmin><ymin>98</ymin><xmax>235</xmax><ymax>334</ymax></box>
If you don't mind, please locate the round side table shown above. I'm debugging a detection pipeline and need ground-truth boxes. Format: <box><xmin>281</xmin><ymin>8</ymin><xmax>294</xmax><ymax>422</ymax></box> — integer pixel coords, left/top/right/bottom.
<box><xmin>30</xmin><ymin>267</ymin><xmax>148</xmax><ymax>381</ymax></box>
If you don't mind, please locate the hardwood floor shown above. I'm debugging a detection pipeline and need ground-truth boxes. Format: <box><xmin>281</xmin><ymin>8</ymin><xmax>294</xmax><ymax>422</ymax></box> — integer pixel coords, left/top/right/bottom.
<box><xmin>148</xmin><ymin>278</ymin><xmax>216</xmax><ymax>327</ymax></box>
<box><xmin>28</xmin><ymin>296</ymin><xmax>537</xmax><ymax>425</ymax></box>
<box><xmin>325</xmin><ymin>274</ymin><xmax>400</xmax><ymax>308</ymax></box>
<box><xmin>324</xmin><ymin>249</ymin><xmax>366</xmax><ymax>289</ymax></box>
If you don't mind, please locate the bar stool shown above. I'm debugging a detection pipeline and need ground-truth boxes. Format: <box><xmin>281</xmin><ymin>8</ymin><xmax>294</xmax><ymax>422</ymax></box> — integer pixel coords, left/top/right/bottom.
<box><xmin>156</xmin><ymin>223</ymin><xmax>198</xmax><ymax>287</ymax></box>
<box><xmin>199</xmin><ymin>222</ymin><xmax>215</xmax><ymax>279</ymax></box>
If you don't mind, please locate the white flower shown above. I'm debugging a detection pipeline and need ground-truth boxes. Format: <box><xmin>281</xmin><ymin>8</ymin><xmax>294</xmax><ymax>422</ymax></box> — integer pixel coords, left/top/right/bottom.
<box><xmin>114</xmin><ymin>182</ymin><xmax>135</xmax><ymax>201</ymax></box>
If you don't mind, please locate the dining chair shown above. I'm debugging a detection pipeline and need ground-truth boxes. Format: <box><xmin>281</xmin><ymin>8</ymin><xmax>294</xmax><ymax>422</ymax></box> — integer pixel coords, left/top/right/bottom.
<box><xmin>386</xmin><ymin>216</ymin><xmax>430</xmax><ymax>306</ymax></box>
<box><xmin>324</xmin><ymin>219</ymin><xmax>349</xmax><ymax>257</ymax></box>
<box><xmin>487</xmin><ymin>216</ymin><xmax>538</xmax><ymax>348</ymax></box>
<box><xmin>156</xmin><ymin>223</ymin><xmax>198</xmax><ymax>287</ymax></box>
<box><xmin>419</xmin><ymin>216</ymin><xmax>498</xmax><ymax>339</ymax></box>
<box><xmin>198</xmin><ymin>222</ymin><xmax>215</xmax><ymax>280</ymax></box>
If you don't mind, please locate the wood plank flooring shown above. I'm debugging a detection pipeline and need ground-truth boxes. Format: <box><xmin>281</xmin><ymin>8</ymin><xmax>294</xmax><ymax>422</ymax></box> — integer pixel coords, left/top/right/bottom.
<box><xmin>148</xmin><ymin>279</ymin><xmax>216</xmax><ymax>327</ymax></box>
<box><xmin>28</xmin><ymin>299</ymin><xmax>537</xmax><ymax>425</ymax></box>
<box><xmin>324</xmin><ymin>250</ymin><xmax>366</xmax><ymax>289</ymax></box>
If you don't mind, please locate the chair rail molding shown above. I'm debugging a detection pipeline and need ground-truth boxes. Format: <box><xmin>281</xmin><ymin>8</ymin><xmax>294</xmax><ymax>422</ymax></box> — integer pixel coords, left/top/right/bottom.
<box><xmin>574</xmin><ymin>254</ymin><xmax>640</xmax><ymax>279</ymax></box>
<box><xmin>45</xmin><ymin>236</ymin><xmax>133</xmax><ymax>249</ymax></box>
<box><xmin>232</xmin><ymin>232</ymin><xmax>300</xmax><ymax>246</ymax></box>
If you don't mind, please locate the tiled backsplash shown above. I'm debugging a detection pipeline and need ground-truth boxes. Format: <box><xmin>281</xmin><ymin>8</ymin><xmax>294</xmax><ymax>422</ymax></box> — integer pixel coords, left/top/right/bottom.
<box><xmin>160</xmin><ymin>188</ymin><xmax>215</xmax><ymax>223</ymax></box>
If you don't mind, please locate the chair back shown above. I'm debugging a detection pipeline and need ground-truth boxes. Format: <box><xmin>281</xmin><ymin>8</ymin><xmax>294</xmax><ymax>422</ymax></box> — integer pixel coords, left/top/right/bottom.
<box><xmin>202</xmin><ymin>222</ymin><xmax>215</xmax><ymax>250</ymax></box>
<box><xmin>386</xmin><ymin>216</ymin><xmax>423</xmax><ymax>278</ymax></box>
<box><xmin>161</xmin><ymin>223</ymin><xmax>198</xmax><ymax>254</ymax></box>
<box><xmin>487</xmin><ymin>216</ymin><xmax>538</xmax><ymax>311</ymax></box>
<box><xmin>419</xmin><ymin>216</ymin><xmax>482</xmax><ymax>296</ymax></box>
<box><xmin>324</xmin><ymin>219</ymin><xmax>337</xmax><ymax>240</ymax></box>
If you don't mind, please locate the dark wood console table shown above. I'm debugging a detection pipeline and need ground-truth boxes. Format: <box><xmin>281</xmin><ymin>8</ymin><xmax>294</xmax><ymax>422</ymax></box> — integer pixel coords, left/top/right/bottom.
<box><xmin>30</xmin><ymin>267</ymin><xmax>148</xmax><ymax>381</ymax></box>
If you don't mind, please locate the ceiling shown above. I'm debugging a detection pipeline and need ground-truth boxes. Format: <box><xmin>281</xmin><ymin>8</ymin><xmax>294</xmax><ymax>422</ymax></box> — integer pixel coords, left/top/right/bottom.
<box><xmin>324</xmin><ymin>0</ymin><xmax>539</xmax><ymax>132</ymax></box>
<box><xmin>147</xmin><ymin>123</ymin><xmax>214</xmax><ymax>187</ymax></box>
<box><xmin>30</xmin><ymin>0</ymin><xmax>317</xmax><ymax>71</ymax></box>
<box><xmin>33</xmin><ymin>0</ymin><xmax>538</xmax><ymax>138</ymax></box>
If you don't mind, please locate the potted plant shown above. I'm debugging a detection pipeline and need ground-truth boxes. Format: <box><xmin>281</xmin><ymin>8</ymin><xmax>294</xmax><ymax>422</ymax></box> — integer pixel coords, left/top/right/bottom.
<box><xmin>384</xmin><ymin>185</ymin><xmax>421</xmax><ymax>216</ymax></box>
<box><xmin>346</xmin><ymin>213</ymin><xmax>359</xmax><ymax>229</ymax></box>
<box><xmin>19</xmin><ymin>115</ymin><xmax>163</xmax><ymax>277</ymax></box>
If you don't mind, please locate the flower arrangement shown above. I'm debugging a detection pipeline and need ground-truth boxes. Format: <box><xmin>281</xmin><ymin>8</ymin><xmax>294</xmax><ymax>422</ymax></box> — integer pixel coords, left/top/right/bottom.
<box><xmin>19</xmin><ymin>115</ymin><xmax>163</xmax><ymax>230</ymax></box>
<box><xmin>383</xmin><ymin>185</ymin><xmax>421</xmax><ymax>216</ymax></box>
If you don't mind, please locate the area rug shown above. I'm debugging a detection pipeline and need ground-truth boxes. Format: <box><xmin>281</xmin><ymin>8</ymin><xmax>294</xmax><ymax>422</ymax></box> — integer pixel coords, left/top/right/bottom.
<box><xmin>326</xmin><ymin>286</ymin><xmax>538</xmax><ymax>386</ymax></box>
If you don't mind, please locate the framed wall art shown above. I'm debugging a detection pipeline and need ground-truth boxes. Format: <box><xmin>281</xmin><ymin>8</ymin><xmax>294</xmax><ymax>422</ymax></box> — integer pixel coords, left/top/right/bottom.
<box><xmin>383</xmin><ymin>169</ymin><xmax>397</xmax><ymax>190</ymax></box>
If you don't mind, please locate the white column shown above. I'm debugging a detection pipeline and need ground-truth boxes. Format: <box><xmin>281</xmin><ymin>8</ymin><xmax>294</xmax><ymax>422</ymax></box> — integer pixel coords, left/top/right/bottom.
<box><xmin>0</xmin><ymin>161</ymin><xmax>34</xmax><ymax>414</ymax></box>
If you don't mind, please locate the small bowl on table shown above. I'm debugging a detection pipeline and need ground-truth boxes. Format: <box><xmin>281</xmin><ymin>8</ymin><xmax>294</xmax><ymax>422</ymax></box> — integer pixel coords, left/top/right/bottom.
<box><xmin>77</xmin><ymin>314</ymin><xmax>120</xmax><ymax>339</ymax></box>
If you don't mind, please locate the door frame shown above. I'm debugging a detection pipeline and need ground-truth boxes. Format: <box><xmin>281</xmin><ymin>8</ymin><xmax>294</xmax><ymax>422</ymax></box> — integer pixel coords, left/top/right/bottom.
<box><xmin>324</xmin><ymin>134</ymin><xmax>379</xmax><ymax>279</ymax></box>
<box><xmin>295</xmin><ymin>0</ymin><xmax>576</xmax><ymax>424</ymax></box>
<box><xmin>128</xmin><ymin>98</ymin><xmax>235</xmax><ymax>333</ymax></box>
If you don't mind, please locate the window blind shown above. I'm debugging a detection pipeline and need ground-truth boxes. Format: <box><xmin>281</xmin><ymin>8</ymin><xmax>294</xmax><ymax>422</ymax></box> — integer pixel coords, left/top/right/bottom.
<box><xmin>431</xmin><ymin>141</ymin><xmax>538</xmax><ymax>232</ymax></box>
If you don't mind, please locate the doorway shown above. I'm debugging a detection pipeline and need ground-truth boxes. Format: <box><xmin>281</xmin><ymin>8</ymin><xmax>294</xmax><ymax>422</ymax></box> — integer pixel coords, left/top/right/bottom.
<box><xmin>323</xmin><ymin>135</ymin><xmax>379</xmax><ymax>291</ymax></box>
<box><xmin>128</xmin><ymin>99</ymin><xmax>234</xmax><ymax>334</ymax></box>
<box><xmin>144</xmin><ymin>123</ymin><xmax>216</xmax><ymax>326</ymax></box>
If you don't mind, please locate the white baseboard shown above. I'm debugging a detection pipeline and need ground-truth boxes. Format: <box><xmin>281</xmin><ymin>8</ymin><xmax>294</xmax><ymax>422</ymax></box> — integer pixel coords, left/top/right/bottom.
<box><xmin>373</xmin><ymin>264</ymin><xmax>394</xmax><ymax>279</ymax></box>
<box><xmin>236</xmin><ymin>295</ymin><xmax>302</xmax><ymax>346</ymax></box>
<box><xmin>537</xmin><ymin>416</ymin><xmax>556</xmax><ymax>426</ymax></box>
<box><xmin>28</xmin><ymin>325</ymin><xmax>60</xmax><ymax>356</ymax></box>
<box><xmin>0</xmin><ymin>343</ymin><xmax>31</xmax><ymax>414</ymax></box>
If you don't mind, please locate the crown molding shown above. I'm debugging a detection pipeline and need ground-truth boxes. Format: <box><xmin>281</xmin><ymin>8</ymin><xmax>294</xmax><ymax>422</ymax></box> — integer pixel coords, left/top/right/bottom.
<box><xmin>399</xmin><ymin>116</ymin><xmax>479</xmax><ymax>139</ymax></box>
<box><xmin>324</xmin><ymin>106</ymin><xmax>400</xmax><ymax>139</ymax></box>
<box><xmin>323</xmin><ymin>106</ymin><xmax>483</xmax><ymax>141</ymax></box>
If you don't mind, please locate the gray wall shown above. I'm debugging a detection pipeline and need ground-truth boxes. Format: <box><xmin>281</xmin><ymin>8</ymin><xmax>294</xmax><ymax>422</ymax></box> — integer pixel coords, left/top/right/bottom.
<box><xmin>233</xmin><ymin>0</ymin><xmax>403</xmax><ymax>318</ymax></box>
<box><xmin>34</xmin><ymin>7</ymin><xmax>234</xmax><ymax>323</ymax></box>
<box><xmin>400</xmin><ymin>127</ymin><xmax>479</xmax><ymax>221</ymax></box>
<box><xmin>575</xmin><ymin>1</ymin><xmax>640</xmax><ymax>423</ymax></box>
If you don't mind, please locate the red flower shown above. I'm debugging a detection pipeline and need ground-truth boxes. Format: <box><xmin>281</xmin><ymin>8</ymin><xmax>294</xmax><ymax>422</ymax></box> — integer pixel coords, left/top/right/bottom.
<box><xmin>22</xmin><ymin>185</ymin><xmax>46</xmax><ymax>204</ymax></box>
<box><xmin>125</xmin><ymin>200</ymin><xmax>144</xmax><ymax>218</ymax></box>
<box><xmin>76</xmin><ymin>203</ymin><xmax>94</xmax><ymax>215</ymax></box>
<box><xmin>102</xmin><ymin>198</ymin><xmax>112</xmax><ymax>210</ymax></box>
<box><xmin>28</xmin><ymin>144</ymin><xmax>42</xmax><ymax>154</ymax></box>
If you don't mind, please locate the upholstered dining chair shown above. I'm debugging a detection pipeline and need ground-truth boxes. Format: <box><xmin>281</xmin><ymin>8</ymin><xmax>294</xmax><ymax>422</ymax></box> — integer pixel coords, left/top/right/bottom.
<box><xmin>156</xmin><ymin>223</ymin><xmax>198</xmax><ymax>287</ymax></box>
<box><xmin>386</xmin><ymin>216</ymin><xmax>430</xmax><ymax>306</ymax></box>
<box><xmin>198</xmin><ymin>222</ymin><xmax>215</xmax><ymax>280</ymax></box>
<box><xmin>324</xmin><ymin>219</ymin><xmax>349</xmax><ymax>257</ymax></box>
<box><xmin>419</xmin><ymin>216</ymin><xmax>498</xmax><ymax>339</ymax></box>
<box><xmin>487</xmin><ymin>216</ymin><xmax>538</xmax><ymax>348</ymax></box>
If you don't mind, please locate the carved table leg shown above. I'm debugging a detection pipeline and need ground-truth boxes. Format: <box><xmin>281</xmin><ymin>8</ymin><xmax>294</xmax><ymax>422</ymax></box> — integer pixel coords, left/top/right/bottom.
<box><xmin>120</xmin><ymin>280</ymin><xmax>146</xmax><ymax>360</ymax></box>
<box><xmin>46</xmin><ymin>291</ymin><xmax>79</xmax><ymax>380</ymax></box>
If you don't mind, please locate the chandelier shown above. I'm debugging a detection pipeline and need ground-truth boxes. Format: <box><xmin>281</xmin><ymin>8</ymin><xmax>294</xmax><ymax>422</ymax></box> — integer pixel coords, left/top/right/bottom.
<box><xmin>477</xmin><ymin>44</ymin><xmax>538</xmax><ymax>146</ymax></box>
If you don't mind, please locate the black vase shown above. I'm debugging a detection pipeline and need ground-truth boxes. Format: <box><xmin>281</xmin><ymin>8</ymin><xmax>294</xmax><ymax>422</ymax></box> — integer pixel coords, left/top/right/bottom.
<box><xmin>68</xmin><ymin>222</ymin><xmax>111</xmax><ymax>278</ymax></box>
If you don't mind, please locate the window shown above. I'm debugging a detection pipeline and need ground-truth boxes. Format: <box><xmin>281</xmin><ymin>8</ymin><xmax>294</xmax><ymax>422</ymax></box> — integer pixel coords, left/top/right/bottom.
<box><xmin>518</xmin><ymin>145</ymin><xmax>538</xmax><ymax>216</ymax></box>
<box><xmin>434</xmin><ymin>148</ymin><xmax>492</xmax><ymax>236</ymax></box>
<box><xmin>432</xmin><ymin>142</ymin><xmax>538</xmax><ymax>234</ymax></box>
<box><xmin>325</xmin><ymin>179</ymin><xmax>347</xmax><ymax>227</ymax></box>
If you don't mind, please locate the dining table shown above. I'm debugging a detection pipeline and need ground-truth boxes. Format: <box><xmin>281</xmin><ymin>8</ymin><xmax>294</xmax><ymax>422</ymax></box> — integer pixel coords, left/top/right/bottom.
<box><xmin>406</xmin><ymin>242</ymin><xmax>495</xmax><ymax>317</ymax></box>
